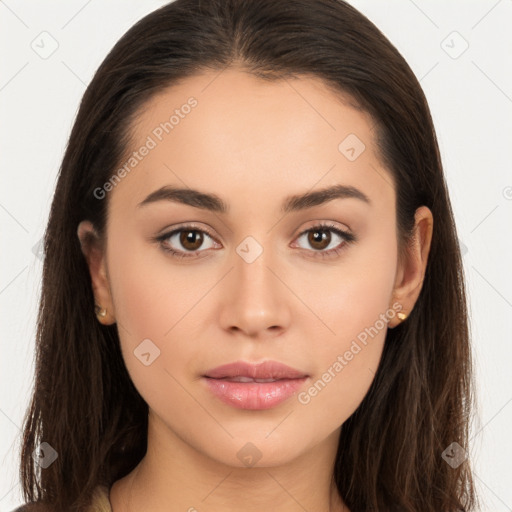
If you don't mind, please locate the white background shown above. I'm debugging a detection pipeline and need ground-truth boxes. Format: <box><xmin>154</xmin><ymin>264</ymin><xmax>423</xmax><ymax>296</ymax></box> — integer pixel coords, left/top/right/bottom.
<box><xmin>1</xmin><ymin>1</ymin><xmax>511</xmax><ymax>510</ymax></box>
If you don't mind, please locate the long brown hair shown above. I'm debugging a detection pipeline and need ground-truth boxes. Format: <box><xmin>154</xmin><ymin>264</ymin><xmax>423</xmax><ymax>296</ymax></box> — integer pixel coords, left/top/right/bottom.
<box><xmin>19</xmin><ymin>0</ymin><xmax>478</xmax><ymax>510</ymax></box>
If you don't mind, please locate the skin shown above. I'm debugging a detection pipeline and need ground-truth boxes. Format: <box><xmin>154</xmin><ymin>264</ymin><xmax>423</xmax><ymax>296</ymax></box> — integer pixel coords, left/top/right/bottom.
<box><xmin>78</xmin><ymin>67</ymin><xmax>433</xmax><ymax>512</ymax></box>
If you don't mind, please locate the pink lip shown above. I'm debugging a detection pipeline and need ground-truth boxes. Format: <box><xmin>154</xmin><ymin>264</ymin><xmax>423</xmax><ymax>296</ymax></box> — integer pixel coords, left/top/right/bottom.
<box><xmin>202</xmin><ymin>360</ymin><xmax>309</xmax><ymax>410</ymax></box>
<box><xmin>203</xmin><ymin>377</ymin><xmax>308</xmax><ymax>410</ymax></box>
<box><xmin>203</xmin><ymin>360</ymin><xmax>308</xmax><ymax>380</ymax></box>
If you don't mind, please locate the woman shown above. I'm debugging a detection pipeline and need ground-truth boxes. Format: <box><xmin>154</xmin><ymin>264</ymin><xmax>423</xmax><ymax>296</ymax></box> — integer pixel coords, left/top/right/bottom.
<box><xmin>15</xmin><ymin>0</ymin><xmax>477</xmax><ymax>510</ymax></box>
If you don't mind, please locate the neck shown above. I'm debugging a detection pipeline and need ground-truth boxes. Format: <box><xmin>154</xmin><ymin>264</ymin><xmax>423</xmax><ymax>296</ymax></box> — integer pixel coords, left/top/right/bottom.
<box><xmin>110</xmin><ymin>412</ymin><xmax>348</xmax><ymax>512</ymax></box>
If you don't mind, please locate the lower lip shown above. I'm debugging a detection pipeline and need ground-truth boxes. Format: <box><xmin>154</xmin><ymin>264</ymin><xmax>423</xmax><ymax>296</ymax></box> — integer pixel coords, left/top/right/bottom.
<box><xmin>202</xmin><ymin>377</ymin><xmax>308</xmax><ymax>410</ymax></box>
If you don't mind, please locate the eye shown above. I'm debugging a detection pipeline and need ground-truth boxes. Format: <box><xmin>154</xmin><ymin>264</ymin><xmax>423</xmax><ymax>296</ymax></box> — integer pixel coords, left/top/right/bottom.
<box><xmin>293</xmin><ymin>222</ymin><xmax>356</xmax><ymax>259</ymax></box>
<box><xmin>153</xmin><ymin>222</ymin><xmax>356</xmax><ymax>260</ymax></box>
<box><xmin>154</xmin><ymin>224</ymin><xmax>219</xmax><ymax>259</ymax></box>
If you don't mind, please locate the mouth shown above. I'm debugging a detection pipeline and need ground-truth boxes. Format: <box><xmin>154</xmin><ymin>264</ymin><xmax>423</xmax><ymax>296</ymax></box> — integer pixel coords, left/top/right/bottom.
<box><xmin>202</xmin><ymin>376</ymin><xmax>308</xmax><ymax>410</ymax></box>
<box><xmin>203</xmin><ymin>359</ymin><xmax>308</xmax><ymax>380</ymax></box>
<box><xmin>210</xmin><ymin>376</ymin><xmax>291</xmax><ymax>383</ymax></box>
<box><xmin>202</xmin><ymin>360</ymin><xmax>309</xmax><ymax>410</ymax></box>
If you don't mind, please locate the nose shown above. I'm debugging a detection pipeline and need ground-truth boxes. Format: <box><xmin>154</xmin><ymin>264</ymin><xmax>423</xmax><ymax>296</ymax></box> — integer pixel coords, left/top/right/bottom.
<box><xmin>217</xmin><ymin>242</ymin><xmax>292</xmax><ymax>338</ymax></box>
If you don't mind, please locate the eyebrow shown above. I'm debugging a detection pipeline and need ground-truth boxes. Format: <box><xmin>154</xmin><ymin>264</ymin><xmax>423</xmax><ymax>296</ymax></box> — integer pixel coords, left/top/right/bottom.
<box><xmin>137</xmin><ymin>183</ymin><xmax>371</xmax><ymax>214</ymax></box>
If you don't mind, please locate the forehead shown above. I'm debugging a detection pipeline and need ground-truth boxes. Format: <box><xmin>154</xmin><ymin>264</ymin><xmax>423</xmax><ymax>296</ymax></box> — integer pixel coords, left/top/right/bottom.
<box><xmin>132</xmin><ymin>67</ymin><xmax>373</xmax><ymax>150</ymax></box>
<box><xmin>109</xmin><ymin>67</ymin><xmax>393</xmax><ymax>216</ymax></box>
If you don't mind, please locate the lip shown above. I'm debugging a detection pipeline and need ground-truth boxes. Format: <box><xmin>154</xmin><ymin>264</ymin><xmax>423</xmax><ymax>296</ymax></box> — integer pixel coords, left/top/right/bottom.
<box><xmin>203</xmin><ymin>360</ymin><xmax>308</xmax><ymax>380</ymax></box>
<box><xmin>202</xmin><ymin>360</ymin><xmax>309</xmax><ymax>410</ymax></box>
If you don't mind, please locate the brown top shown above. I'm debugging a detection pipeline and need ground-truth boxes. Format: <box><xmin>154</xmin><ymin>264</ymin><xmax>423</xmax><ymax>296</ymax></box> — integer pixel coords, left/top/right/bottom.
<box><xmin>11</xmin><ymin>485</ymin><xmax>112</xmax><ymax>512</ymax></box>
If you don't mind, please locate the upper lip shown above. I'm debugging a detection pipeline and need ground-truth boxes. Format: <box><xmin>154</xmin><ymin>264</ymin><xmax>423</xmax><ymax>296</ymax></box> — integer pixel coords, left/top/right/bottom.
<box><xmin>203</xmin><ymin>360</ymin><xmax>308</xmax><ymax>380</ymax></box>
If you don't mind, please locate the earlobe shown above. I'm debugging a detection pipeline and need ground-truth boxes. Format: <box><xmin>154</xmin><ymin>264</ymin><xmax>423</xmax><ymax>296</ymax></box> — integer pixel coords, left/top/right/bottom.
<box><xmin>389</xmin><ymin>206</ymin><xmax>433</xmax><ymax>328</ymax></box>
<box><xmin>77</xmin><ymin>220</ymin><xmax>116</xmax><ymax>325</ymax></box>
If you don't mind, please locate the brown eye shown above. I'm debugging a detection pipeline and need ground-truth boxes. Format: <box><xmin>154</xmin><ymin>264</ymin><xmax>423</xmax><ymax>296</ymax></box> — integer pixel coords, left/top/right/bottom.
<box><xmin>179</xmin><ymin>230</ymin><xmax>204</xmax><ymax>251</ymax></box>
<box><xmin>156</xmin><ymin>225</ymin><xmax>218</xmax><ymax>258</ymax></box>
<box><xmin>294</xmin><ymin>223</ymin><xmax>356</xmax><ymax>259</ymax></box>
<box><xmin>307</xmin><ymin>228</ymin><xmax>332</xmax><ymax>250</ymax></box>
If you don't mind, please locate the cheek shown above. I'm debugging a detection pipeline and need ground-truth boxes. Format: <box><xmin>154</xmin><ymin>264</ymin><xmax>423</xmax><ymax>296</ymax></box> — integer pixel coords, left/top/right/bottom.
<box><xmin>294</xmin><ymin>291</ymin><xmax>390</xmax><ymax>432</ymax></box>
<box><xmin>105</xmin><ymin>235</ymin><xmax>200</xmax><ymax>401</ymax></box>
<box><xmin>293</xmin><ymin>230</ymin><xmax>397</xmax><ymax>423</ymax></box>
<box><xmin>107</xmin><ymin>229</ymin><xmax>200</xmax><ymax>340</ymax></box>
<box><xmin>297</xmin><ymin>224</ymin><xmax>397</xmax><ymax>347</ymax></box>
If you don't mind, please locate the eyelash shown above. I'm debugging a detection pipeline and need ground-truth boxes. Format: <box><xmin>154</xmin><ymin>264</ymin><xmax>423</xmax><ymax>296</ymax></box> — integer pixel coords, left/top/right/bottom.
<box><xmin>153</xmin><ymin>222</ymin><xmax>356</xmax><ymax>260</ymax></box>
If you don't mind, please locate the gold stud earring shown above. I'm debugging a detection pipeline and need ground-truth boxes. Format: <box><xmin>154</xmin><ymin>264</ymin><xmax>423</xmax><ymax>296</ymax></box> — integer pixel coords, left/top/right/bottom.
<box><xmin>95</xmin><ymin>304</ymin><xmax>107</xmax><ymax>319</ymax></box>
<box><xmin>397</xmin><ymin>312</ymin><xmax>407</xmax><ymax>322</ymax></box>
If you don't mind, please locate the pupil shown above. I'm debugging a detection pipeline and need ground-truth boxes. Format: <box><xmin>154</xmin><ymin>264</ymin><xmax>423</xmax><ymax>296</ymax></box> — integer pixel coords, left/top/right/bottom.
<box><xmin>181</xmin><ymin>230</ymin><xmax>203</xmax><ymax>250</ymax></box>
<box><xmin>310</xmin><ymin>229</ymin><xmax>330</xmax><ymax>249</ymax></box>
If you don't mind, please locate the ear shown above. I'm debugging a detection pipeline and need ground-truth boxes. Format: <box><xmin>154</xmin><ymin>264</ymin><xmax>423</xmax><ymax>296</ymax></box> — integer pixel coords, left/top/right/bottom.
<box><xmin>77</xmin><ymin>220</ymin><xmax>116</xmax><ymax>325</ymax></box>
<box><xmin>388</xmin><ymin>206</ymin><xmax>433</xmax><ymax>328</ymax></box>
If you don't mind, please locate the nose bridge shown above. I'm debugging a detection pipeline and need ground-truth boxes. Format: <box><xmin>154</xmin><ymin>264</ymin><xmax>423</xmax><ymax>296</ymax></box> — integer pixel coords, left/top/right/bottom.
<box><xmin>234</xmin><ymin>232</ymin><xmax>279</xmax><ymax>301</ymax></box>
<box><xmin>219</xmin><ymin>231</ymin><xmax>291</xmax><ymax>334</ymax></box>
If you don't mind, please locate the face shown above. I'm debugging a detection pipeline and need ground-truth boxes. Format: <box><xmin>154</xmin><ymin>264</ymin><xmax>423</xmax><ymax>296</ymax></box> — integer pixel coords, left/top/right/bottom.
<box><xmin>79</xmin><ymin>68</ymin><xmax>432</xmax><ymax>469</ymax></box>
